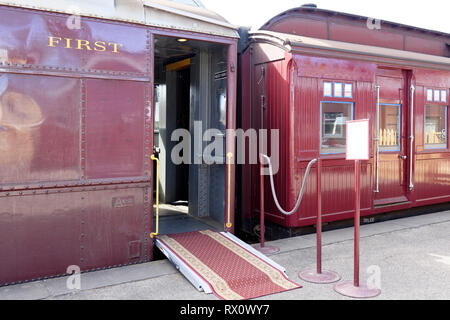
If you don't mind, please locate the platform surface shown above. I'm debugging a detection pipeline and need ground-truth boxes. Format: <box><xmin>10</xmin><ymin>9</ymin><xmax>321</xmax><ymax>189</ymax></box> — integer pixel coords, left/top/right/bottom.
<box><xmin>1</xmin><ymin>210</ymin><xmax>449</xmax><ymax>300</ymax></box>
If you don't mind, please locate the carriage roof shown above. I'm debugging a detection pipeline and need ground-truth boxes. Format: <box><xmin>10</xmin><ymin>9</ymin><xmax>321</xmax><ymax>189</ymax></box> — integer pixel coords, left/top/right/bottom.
<box><xmin>0</xmin><ymin>0</ymin><xmax>239</xmax><ymax>38</ymax></box>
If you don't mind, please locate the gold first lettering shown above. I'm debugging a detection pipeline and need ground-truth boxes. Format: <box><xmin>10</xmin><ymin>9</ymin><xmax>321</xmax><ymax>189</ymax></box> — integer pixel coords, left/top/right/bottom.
<box><xmin>48</xmin><ymin>36</ymin><xmax>123</xmax><ymax>53</ymax></box>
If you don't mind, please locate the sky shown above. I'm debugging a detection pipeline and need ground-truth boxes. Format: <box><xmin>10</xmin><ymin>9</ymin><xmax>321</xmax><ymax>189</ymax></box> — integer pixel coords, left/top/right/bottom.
<box><xmin>201</xmin><ymin>0</ymin><xmax>450</xmax><ymax>34</ymax></box>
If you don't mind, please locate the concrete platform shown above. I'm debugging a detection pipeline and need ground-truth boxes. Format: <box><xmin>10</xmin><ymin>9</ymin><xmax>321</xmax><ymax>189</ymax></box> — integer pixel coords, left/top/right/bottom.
<box><xmin>1</xmin><ymin>209</ymin><xmax>449</xmax><ymax>300</ymax></box>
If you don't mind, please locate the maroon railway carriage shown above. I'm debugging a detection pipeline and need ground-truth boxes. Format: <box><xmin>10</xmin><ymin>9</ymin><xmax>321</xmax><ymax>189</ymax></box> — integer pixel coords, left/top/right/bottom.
<box><xmin>0</xmin><ymin>0</ymin><xmax>238</xmax><ymax>286</ymax></box>
<box><xmin>1</xmin><ymin>1</ymin><xmax>449</xmax><ymax>287</ymax></box>
<box><xmin>239</xmin><ymin>5</ymin><xmax>450</xmax><ymax>237</ymax></box>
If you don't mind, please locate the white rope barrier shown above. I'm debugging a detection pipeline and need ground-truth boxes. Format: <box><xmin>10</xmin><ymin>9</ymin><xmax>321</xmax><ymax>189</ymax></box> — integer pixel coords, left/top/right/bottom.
<box><xmin>261</xmin><ymin>154</ymin><xmax>317</xmax><ymax>216</ymax></box>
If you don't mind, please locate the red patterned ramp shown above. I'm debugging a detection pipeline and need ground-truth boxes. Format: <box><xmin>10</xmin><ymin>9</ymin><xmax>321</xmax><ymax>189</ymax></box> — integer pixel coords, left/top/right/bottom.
<box><xmin>158</xmin><ymin>230</ymin><xmax>301</xmax><ymax>300</ymax></box>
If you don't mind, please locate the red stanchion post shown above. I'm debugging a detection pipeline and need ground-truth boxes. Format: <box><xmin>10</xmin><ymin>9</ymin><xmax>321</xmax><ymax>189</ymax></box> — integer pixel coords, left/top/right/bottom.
<box><xmin>254</xmin><ymin>154</ymin><xmax>280</xmax><ymax>255</ymax></box>
<box><xmin>354</xmin><ymin>159</ymin><xmax>361</xmax><ymax>287</ymax></box>
<box><xmin>299</xmin><ymin>158</ymin><xmax>340</xmax><ymax>283</ymax></box>
<box><xmin>317</xmin><ymin>158</ymin><xmax>322</xmax><ymax>274</ymax></box>
<box><xmin>334</xmin><ymin>120</ymin><xmax>381</xmax><ymax>298</ymax></box>
<box><xmin>260</xmin><ymin>158</ymin><xmax>265</xmax><ymax>249</ymax></box>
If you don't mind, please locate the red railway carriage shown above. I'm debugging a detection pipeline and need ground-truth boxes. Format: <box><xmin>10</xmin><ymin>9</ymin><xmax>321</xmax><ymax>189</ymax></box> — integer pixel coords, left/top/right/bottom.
<box><xmin>0</xmin><ymin>0</ymin><xmax>238</xmax><ymax>286</ymax></box>
<box><xmin>0</xmin><ymin>0</ymin><xmax>449</xmax><ymax>288</ymax></box>
<box><xmin>239</xmin><ymin>5</ymin><xmax>450</xmax><ymax>237</ymax></box>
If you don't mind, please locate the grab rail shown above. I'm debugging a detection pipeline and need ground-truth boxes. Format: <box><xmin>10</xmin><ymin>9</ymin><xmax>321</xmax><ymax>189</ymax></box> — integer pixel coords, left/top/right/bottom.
<box><xmin>409</xmin><ymin>84</ymin><xmax>415</xmax><ymax>191</ymax></box>
<box><xmin>226</xmin><ymin>153</ymin><xmax>233</xmax><ymax>229</ymax></box>
<box><xmin>374</xmin><ymin>85</ymin><xmax>381</xmax><ymax>193</ymax></box>
<box><xmin>260</xmin><ymin>154</ymin><xmax>317</xmax><ymax>216</ymax></box>
<box><xmin>150</xmin><ymin>154</ymin><xmax>160</xmax><ymax>239</ymax></box>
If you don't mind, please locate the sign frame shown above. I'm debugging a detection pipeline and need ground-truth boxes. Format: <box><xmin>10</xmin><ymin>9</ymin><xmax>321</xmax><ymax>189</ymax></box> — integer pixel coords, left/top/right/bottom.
<box><xmin>346</xmin><ymin>119</ymin><xmax>370</xmax><ymax>161</ymax></box>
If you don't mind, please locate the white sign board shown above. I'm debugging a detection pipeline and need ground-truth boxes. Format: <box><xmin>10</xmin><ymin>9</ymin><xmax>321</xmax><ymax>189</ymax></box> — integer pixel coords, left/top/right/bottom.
<box><xmin>346</xmin><ymin>120</ymin><xmax>370</xmax><ymax>160</ymax></box>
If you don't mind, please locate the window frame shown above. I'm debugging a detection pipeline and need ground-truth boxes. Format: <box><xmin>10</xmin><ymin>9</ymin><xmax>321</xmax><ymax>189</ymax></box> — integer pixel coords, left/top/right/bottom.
<box><xmin>321</xmin><ymin>80</ymin><xmax>355</xmax><ymax>102</ymax></box>
<box><xmin>320</xmin><ymin>100</ymin><xmax>355</xmax><ymax>155</ymax></box>
<box><xmin>424</xmin><ymin>104</ymin><xmax>448</xmax><ymax>150</ymax></box>
<box><xmin>426</xmin><ymin>88</ymin><xmax>447</xmax><ymax>106</ymax></box>
<box><xmin>378</xmin><ymin>103</ymin><xmax>402</xmax><ymax>152</ymax></box>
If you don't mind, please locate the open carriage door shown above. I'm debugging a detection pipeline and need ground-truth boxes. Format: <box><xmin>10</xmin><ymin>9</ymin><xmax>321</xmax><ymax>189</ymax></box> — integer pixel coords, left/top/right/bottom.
<box><xmin>188</xmin><ymin>45</ymin><xmax>229</xmax><ymax>226</ymax></box>
<box><xmin>374</xmin><ymin>69</ymin><xmax>413</xmax><ymax>207</ymax></box>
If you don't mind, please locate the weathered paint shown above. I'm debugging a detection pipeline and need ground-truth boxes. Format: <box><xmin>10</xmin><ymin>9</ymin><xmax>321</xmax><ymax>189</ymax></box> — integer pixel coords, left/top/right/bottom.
<box><xmin>240</xmin><ymin>25</ymin><xmax>449</xmax><ymax>233</ymax></box>
<box><xmin>0</xmin><ymin>4</ymin><xmax>238</xmax><ymax>286</ymax></box>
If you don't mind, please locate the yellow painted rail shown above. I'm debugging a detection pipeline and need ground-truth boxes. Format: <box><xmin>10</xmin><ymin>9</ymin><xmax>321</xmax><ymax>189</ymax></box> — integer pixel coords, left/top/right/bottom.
<box><xmin>226</xmin><ymin>153</ymin><xmax>233</xmax><ymax>229</ymax></box>
<box><xmin>150</xmin><ymin>154</ymin><xmax>160</xmax><ymax>239</ymax></box>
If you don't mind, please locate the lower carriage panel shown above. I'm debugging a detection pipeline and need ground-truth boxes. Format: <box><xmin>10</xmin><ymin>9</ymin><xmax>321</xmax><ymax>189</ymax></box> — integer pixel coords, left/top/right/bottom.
<box><xmin>0</xmin><ymin>185</ymin><xmax>151</xmax><ymax>286</ymax></box>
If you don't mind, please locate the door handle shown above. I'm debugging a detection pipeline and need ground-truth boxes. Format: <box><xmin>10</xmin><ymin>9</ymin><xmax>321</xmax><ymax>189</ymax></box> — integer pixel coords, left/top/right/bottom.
<box><xmin>399</xmin><ymin>155</ymin><xmax>407</xmax><ymax>160</ymax></box>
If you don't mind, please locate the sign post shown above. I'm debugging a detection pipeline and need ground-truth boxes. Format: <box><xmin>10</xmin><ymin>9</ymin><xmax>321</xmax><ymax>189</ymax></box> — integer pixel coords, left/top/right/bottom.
<box><xmin>334</xmin><ymin>119</ymin><xmax>381</xmax><ymax>298</ymax></box>
<box><xmin>298</xmin><ymin>158</ymin><xmax>340</xmax><ymax>284</ymax></box>
<box><xmin>254</xmin><ymin>95</ymin><xmax>280</xmax><ymax>255</ymax></box>
<box><xmin>254</xmin><ymin>155</ymin><xmax>280</xmax><ymax>254</ymax></box>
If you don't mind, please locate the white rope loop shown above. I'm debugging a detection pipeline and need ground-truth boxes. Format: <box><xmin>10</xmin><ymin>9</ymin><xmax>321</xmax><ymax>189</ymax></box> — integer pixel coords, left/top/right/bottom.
<box><xmin>261</xmin><ymin>154</ymin><xmax>317</xmax><ymax>216</ymax></box>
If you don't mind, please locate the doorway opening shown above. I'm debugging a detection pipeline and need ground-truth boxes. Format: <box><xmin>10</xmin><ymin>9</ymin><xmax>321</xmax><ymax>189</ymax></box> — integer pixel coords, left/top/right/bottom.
<box><xmin>153</xmin><ymin>35</ymin><xmax>228</xmax><ymax>235</ymax></box>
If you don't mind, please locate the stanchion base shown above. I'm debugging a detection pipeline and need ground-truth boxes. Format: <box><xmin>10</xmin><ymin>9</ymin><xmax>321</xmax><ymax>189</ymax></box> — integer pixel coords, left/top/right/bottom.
<box><xmin>252</xmin><ymin>244</ymin><xmax>280</xmax><ymax>255</ymax></box>
<box><xmin>334</xmin><ymin>280</ymin><xmax>381</xmax><ymax>299</ymax></box>
<box><xmin>298</xmin><ymin>269</ymin><xmax>341</xmax><ymax>284</ymax></box>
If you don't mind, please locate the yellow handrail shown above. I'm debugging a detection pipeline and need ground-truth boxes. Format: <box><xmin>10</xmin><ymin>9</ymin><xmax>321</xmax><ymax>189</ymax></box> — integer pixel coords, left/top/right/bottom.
<box><xmin>226</xmin><ymin>153</ymin><xmax>233</xmax><ymax>229</ymax></box>
<box><xmin>150</xmin><ymin>154</ymin><xmax>160</xmax><ymax>239</ymax></box>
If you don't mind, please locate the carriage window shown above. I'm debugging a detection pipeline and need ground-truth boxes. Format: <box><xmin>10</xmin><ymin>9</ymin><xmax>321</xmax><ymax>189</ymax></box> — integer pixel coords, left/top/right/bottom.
<box><xmin>344</xmin><ymin>84</ymin><xmax>353</xmax><ymax>98</ymax></box>
<box><xmin>427</xmin><ymin>89</ymin><xmax>433</xmax><ymax>102</ymax></box>
<box><xmin>425</xmin><ymin>105</ymin><xmax>447</xmax><ymax>149</ymax></box>
<box><xmin>323</xmin><ymin>82</ymin><xmax>332</xmax><ymax>97</ymax></box>
<box><xmin>334</xmin><ymin>83</ymin><xmax>343</xmax><ymax>97</ymax></box>
<box><xmin>320</xmin><ymin>102</ymin><xmax>353</xmax><ymax>154</ymax></box>
<box><xmin>434</xmin><ymin>90</ymin><xmax>441</xmax><ymax>102</ymax></box>
<box><xmin>379</xmin><ymin>104</ymin><xmax>401</xmax><ymax>151</ymax></box>
<box><xmin>441</xmin><ymin>90</ymin><xmax>447</xmax><ymax>103</ymax></box>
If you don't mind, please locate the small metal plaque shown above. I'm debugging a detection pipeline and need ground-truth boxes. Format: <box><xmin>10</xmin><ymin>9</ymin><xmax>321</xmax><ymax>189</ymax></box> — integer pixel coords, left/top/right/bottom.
<box><xmin>128</xmin><ymin>240</ymin><xmax>142</xmax><ymax>259</ymax></box>
<box><xmin>112</xmin><ymin>196</ymin><xmax>135</xmax><ymax>208</ymax></box>
<box><xmin>214</xmin><ymin>70</ymin><xmax>227</xmax><ymax>81</ymax></box>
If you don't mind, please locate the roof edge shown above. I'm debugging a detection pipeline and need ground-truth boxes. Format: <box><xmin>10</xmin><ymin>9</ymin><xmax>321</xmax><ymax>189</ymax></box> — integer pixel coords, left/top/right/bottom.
<box><xmin>250</xmin><ymin>30</ymin><xmax>450</xmax><ymax>69</ymax></box>
<box><xmin>0</xmin><ymin>1</ymin><xmax>239</xmax><ymax>38</ymax></box>
<box><xmin>143</xmin><ymin>1</ymin><xmax>238</xmax><ymax>30</ymax></box>
<box><xmin>261</xmin><ymin>6</ymin><xmax>450</xmax><ymax>38</ymax></box>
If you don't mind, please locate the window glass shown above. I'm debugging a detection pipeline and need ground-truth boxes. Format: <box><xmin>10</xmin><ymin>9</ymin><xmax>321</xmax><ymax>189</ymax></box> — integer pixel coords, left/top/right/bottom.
<box><xmin>321</xmin><ymin>102</ymin><xmax>353</xmax><ymax>154</ymax></box>
<box><xmin>334</xmin><ymin>83</ymin><xmax>343</xmax><ymax>97</ymax></box>
<box><xmin>379</xmin><ymin>104</ymin><xmax>401</xmax><ymax>151</ymax></box>
<box><xmin>434</xmin><ymin>90</ymin><xmax>440</xmax><ymax>102</ymax></box>
<box><xmin>323</xmin><ymin>82</ymin><xmax>332</xmax><ymax>97</ymax></box>
<box><xmin>344</xmin><ymin>84</ymin><xmax>353</xmax><ymax>98</ymax></box>
<box><xmin>427</xmin><ymin>89</ymin><xmax>433</xmax><ymax>101</ymax></box>
<box><xmin>441</xmin><ymin>90</ymin><xmax>447</xmax><ymax>103</ymax></box>
<box><xmin>425</xmin><ymin>105</ymin><xmax>447</xmax><ymax>149</ymax></box>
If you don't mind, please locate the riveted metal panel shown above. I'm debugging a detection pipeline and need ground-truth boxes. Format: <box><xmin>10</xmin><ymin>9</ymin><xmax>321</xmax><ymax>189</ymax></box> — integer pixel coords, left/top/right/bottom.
<box><xmin>0</xmin><ymin>184</ymin><xmax>150</xmax><ymax>286</ymax></box>
<box><xmin>80</xmin><ymin>187</ymin><xmax>148</xmax><ymax>271</ymax></box>
<box><xmin>81</xmin><ymin>18</ymin><xmax>148</xmax><ymax>75</ymax></box>
<box><xmin>0</xmin><ymin>73</ymin><xmax>81</xmax><ymax>186</ymax></box>
<box><xmin>85</xmin><ymin>79</ymin><xmax>145</xmax><ymax>180</ymax></box>
<box><xmin>0</xmin><ymin>192</ymin><xmax>81</xmax><ymax>285</ymax></box>
<box><xmin>0</xmin><ymin>5</ymin><xmax>149</xmax><ymax>78</ymax></box>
